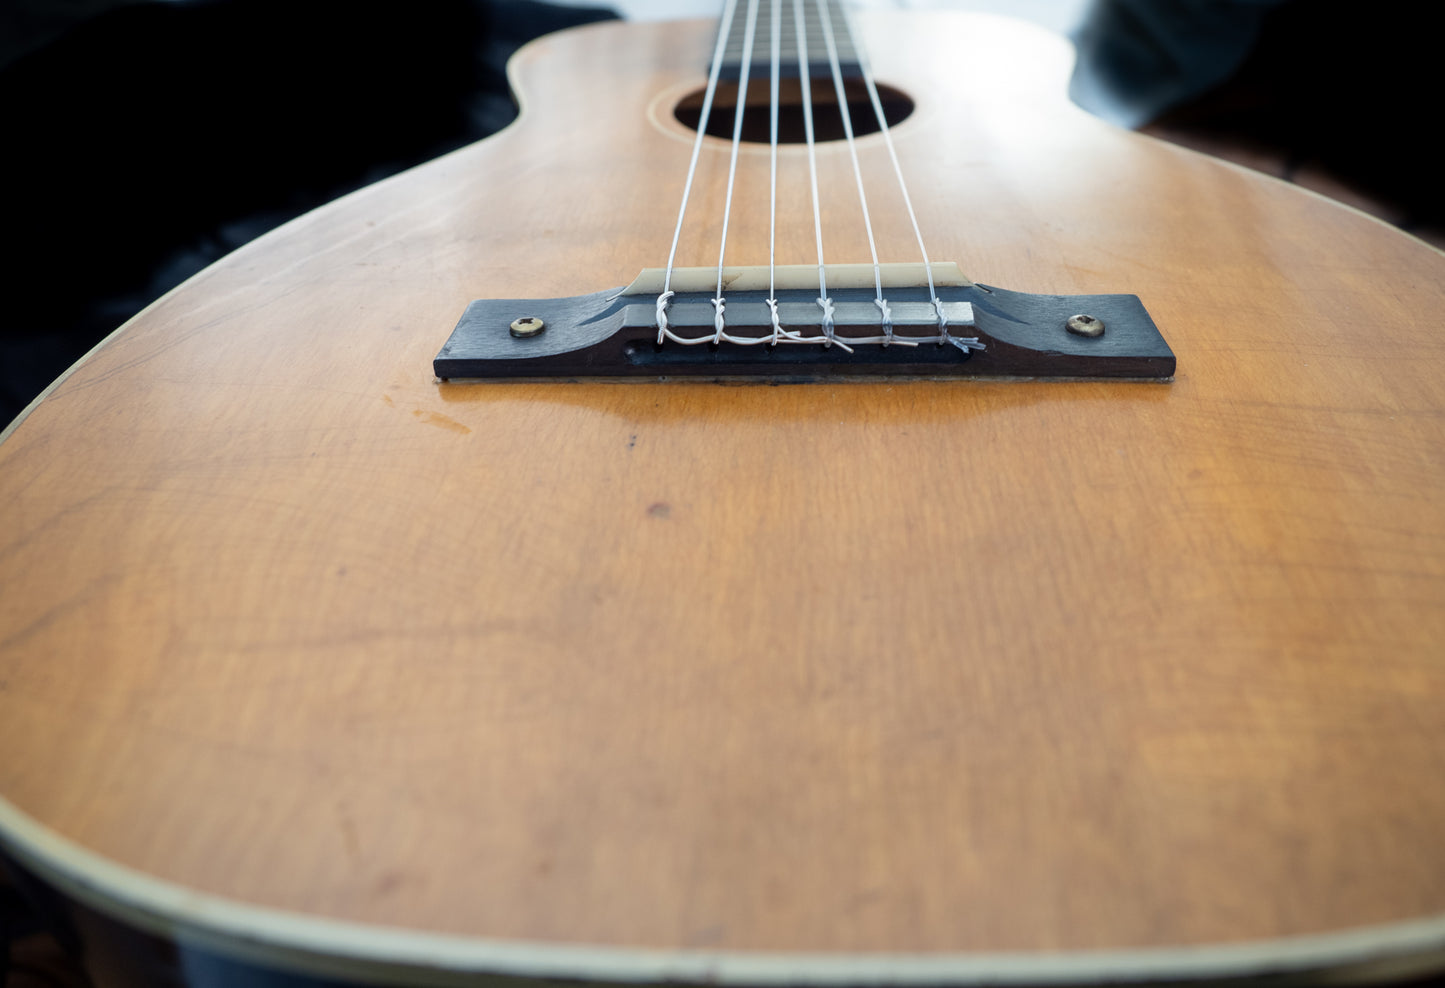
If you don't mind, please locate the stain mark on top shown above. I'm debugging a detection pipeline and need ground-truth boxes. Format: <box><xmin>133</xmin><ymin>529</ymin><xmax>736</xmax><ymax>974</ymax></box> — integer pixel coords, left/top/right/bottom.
<box><xmin>412</xmin><ymin>409</ymin><xmax>472</xmax><ymax>435</ymax></box>
<box><xmin>648</xmin><ymin>502</ymin><xmax>671</xmax><ymax>519</ymax></box>
<box><xmin>372</xmin><ymin>870</ymin><xmax>408</xmax><ymax>897</ymax></box>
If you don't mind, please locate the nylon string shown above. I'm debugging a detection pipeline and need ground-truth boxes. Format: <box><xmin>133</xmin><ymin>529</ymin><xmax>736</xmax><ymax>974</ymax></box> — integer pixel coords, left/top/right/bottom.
<box><xmin>796</xmin><ymin>0</ymin><xmax>845</xmax><ymax>349</ymax></box>
<box><xmin>766</xmin><ymin>0</ymin><xmax>783</xmax><ymax>343</ymax></box>
<box><xmin>837</xmin><ymin>0</ymin><xmax>983</xmax><ymax>352</ymax></box>
<box><xmin>709</xmin><ymin>0</ymin><xmax>763</xmax><ymax>344</ymax></box>
<box><xmin>815</xmin><ymin>0</ymin><xmax>916</xmax><ymax>348</ymax></box>
<box><xmin>656</xmin><ymin>0</ymin><xmax>741</xmax><ymax>343</ymax></box>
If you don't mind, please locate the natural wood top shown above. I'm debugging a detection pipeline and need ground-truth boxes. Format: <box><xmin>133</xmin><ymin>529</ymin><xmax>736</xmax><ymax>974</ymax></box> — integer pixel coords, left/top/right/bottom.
<box><xmin>1</xmin><ymin>12</ymin><xmax>1444</xmax><ymax>978</ymax></box>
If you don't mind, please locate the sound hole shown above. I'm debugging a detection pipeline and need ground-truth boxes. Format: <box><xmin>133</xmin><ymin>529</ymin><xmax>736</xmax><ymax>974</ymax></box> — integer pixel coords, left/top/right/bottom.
<box><xmin>674</xmin><ymin>78</ymin><xmax>913</xmax><ymax>144</ymax></box>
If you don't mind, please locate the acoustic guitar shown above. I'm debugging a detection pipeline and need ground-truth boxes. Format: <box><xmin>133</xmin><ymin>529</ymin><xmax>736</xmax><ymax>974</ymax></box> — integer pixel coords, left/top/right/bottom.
<box><xmin>2</xmin><ymin>3</ymin><xmax>1443</xmax><ymax>985</ymax></box>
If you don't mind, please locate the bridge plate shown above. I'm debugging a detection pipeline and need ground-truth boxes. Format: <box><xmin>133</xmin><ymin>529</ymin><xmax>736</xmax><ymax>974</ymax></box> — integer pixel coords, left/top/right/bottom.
<box><xmin>434</xmin><ymin>283</ymin><xmax>1174</xmax><ymax>381</ymax></box>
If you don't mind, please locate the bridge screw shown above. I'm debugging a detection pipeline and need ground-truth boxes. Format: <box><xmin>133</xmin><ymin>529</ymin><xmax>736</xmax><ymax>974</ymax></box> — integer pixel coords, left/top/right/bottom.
<box><xmin>1066</xmin><ymin>314</ymin><xmax>1105</xmax><ymax>338</ymax></box>
<box><xmin>510</xmin><ymin>316</ymin><xmax>546</xmax><ymax>338</ymax></box>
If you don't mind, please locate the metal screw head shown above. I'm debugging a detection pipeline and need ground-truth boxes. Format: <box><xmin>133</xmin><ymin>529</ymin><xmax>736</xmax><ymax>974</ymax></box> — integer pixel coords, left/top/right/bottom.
<box><xmin>1065</xmin><ymin>314</ymin><xmax>1105</xmax><ymax>338</ymax></box>
<box><xmin>509</xmin><ymin>316</ymin><xmax>545</xmax><ymax>338</ymax></box>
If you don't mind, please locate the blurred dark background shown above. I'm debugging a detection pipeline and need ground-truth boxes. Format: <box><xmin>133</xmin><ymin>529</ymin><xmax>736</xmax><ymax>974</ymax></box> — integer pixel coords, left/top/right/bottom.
<box><xmin>0</xmin><ymin>0</ymin><xmax>1440</xmax><ymax>427</ymax></box>
<box><xmin>0</xmin><ymin>0</ymin><xmax>617</xmax><ymax>429</ymax></box>
<box><xmin>1071</xmin><ymin>0</ymin><xmax>1442</xmax><ymax>248</ymax></box>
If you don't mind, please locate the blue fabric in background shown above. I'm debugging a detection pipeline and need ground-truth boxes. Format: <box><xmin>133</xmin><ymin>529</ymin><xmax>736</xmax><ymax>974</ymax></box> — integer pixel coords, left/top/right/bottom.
<box><xmin>1069</xmin><ymin>0</ymin><xmax>1284</xmax><ymax>126</ymax></box>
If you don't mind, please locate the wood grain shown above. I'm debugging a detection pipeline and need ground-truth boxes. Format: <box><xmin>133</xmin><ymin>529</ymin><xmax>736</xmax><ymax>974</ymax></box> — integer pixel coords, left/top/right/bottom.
<box><xmin>2</xmin><ymin>11</ymin><xmax>1444</xmax><ymax>969</ymax></box>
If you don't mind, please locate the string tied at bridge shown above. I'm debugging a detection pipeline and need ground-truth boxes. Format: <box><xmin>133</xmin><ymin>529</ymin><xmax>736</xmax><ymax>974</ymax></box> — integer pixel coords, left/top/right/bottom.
<box><xmin>817</xmin><ymin>296</ymin><xmax>836</xmax><ymax>341</ymax></box>
<box><xmin>655</xmin><ymin>290</ymin><xmax>674</xmax><ymax>344</ymax></box>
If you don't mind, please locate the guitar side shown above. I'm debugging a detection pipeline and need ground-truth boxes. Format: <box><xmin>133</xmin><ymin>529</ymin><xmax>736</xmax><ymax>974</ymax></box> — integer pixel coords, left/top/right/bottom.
<box><xmin>2</xmin><ymin>12</ymin><xmax>1444</xmax><ymax>985</ymax></box>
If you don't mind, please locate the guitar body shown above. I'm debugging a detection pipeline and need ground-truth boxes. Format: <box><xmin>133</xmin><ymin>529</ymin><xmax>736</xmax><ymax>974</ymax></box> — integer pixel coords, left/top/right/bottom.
<box><xmin>2</xmin><ymin>12</ymin><xmax>1444</xmax><ymax>985</ymax></box>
